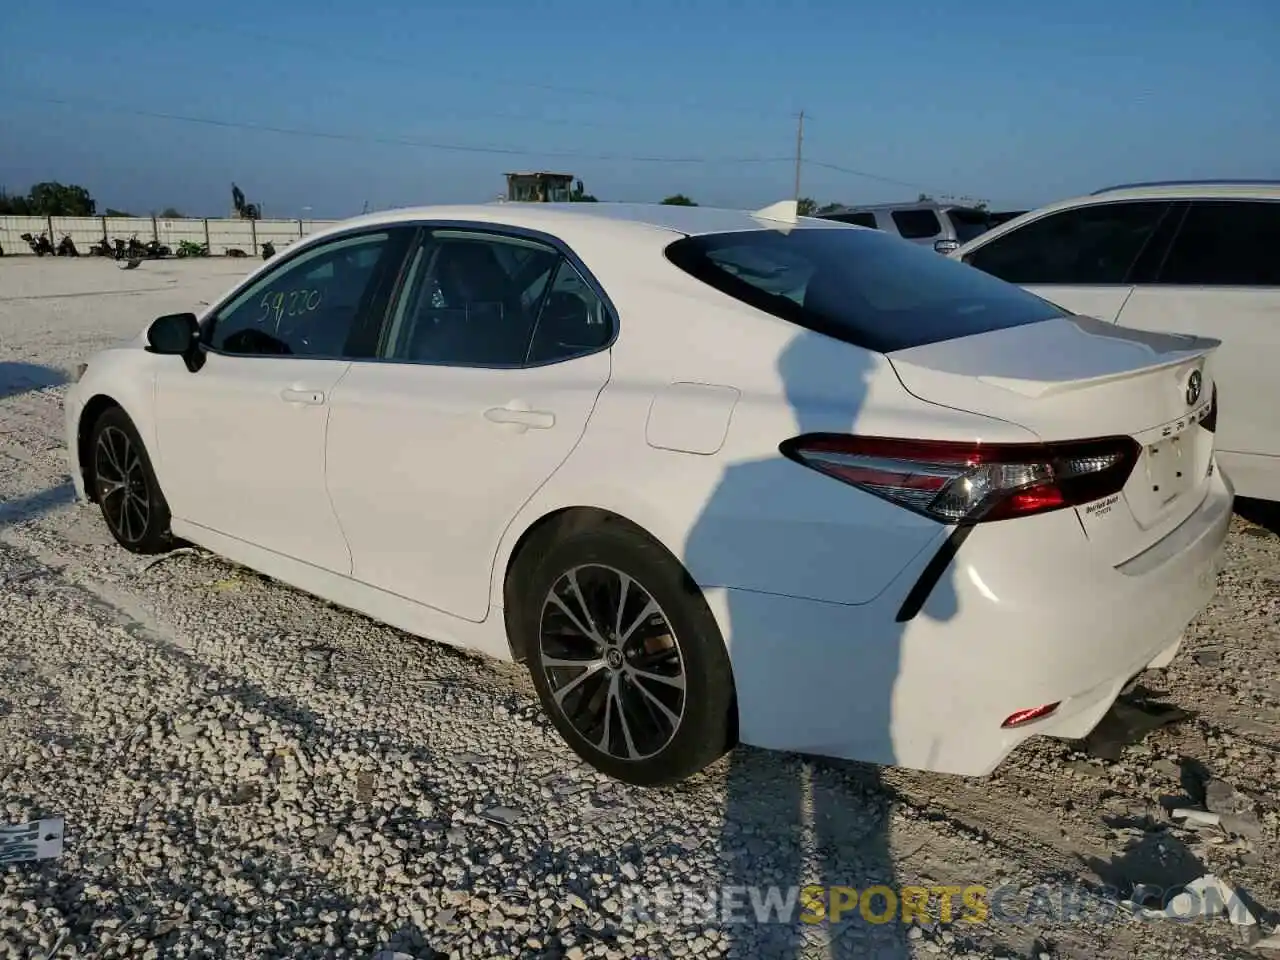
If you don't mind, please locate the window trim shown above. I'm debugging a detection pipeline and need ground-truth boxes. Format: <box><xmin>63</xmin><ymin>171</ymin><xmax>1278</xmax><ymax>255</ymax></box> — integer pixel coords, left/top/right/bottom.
<box><xmin>1148</xmin><ymin>198</ymin><xmax>1280</xmax><ymax>289</ymax></box>
<box><xmin>367</xmin><ymin>220</ymin><xmax>619</xmax><ymax>370</ymax></box>
<box><xmin>198</xmin><ymin>224</ymin><xmax>416</xmax><ymax>362</ymax></box>
<box><xmin>961</xmin><ymin>199</ymin><xmax>1176</xmax><ymax>288</ymax></box>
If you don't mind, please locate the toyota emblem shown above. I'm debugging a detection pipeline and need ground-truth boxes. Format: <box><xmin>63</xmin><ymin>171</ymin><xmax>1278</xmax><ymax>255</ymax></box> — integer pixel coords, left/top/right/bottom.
<box><xmin>1186</xmin><ymin>369</ymin><xmax>1203</xmax><ymax>406</ymax></box>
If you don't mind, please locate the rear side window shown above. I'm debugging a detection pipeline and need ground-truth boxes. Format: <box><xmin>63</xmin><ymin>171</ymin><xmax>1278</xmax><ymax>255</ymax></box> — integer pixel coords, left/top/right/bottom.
<box><xmin>1156</xmin><ymin>200</ymin><xmax>1280</xmax><ymax>286</ymax></box>
<box><xmin>946</xmin><ymin>208</ymin><xmax>994</xmax><ymax>244</ymax></box>
<box><xmin>664</xmin><ymin>228</ymin><xmax>1066</xmax><ymax>354</ymax></box>
<box><xmin>964</xmin><ymin>200</ymin><xmax>1171</xmax><ymax>285</ymax></box>
<box><xmin>825</xmin><ymin>212</ymin><xmax>879</xmax><ymax>229</ymax></box>
<box><xmin>891</xmin><ymin>209</ymin><xmax>942</xmax><ymax>239</ymax></box>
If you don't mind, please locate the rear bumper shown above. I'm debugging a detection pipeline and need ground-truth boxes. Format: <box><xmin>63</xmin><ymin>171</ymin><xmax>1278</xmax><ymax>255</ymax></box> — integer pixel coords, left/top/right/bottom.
<box><xmin>709</xmin><ymin>467</ymin><xmax>1233</xmax><ymax>776</ymax></box>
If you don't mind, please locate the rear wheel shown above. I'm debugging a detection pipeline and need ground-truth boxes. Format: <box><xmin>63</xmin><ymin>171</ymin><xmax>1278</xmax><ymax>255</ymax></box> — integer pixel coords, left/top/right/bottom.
<box><xmin>519</xmin><ymin>521</ymin><xmax>736</xmax><ymax>786</ymax></box>
<box><xmin>89</xmin><ymin>407</ymin><xmax>173</xmax><ymax>554</ymax></box>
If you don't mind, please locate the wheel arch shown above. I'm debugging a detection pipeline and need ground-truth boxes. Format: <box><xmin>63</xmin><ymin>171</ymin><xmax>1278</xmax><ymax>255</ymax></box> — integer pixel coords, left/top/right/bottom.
<box><xmin>501</xmin><ymin>505</ymin><xmax>683</xmax><ymax>663</ymax></box>
<box><xmin>77</xmin><ymin>393</ymin><xmax>127</xmax><ymax>503</ymax></box>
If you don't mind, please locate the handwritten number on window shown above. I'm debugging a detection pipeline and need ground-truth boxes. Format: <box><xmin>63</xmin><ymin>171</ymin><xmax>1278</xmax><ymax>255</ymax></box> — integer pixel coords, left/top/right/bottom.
<box><xmin>256</xmin><ymin>289</ymin><xmax>323</xmax><ymax>325</ymax></box>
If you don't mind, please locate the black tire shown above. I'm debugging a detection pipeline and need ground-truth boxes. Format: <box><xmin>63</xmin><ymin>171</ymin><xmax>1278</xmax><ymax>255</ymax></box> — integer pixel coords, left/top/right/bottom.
<box><xmin>88</xmin><ymin>406</ymin><xmax>173</xmax><ymax>554</ymax></box>
<box><xmin>518</xmin><ymin>520</ymin><xmax>736</xmax><ymax>786</ymax></box>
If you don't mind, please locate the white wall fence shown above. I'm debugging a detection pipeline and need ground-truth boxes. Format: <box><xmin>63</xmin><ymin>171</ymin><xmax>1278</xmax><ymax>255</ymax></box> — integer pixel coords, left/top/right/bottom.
<box><xmin>0</xmin><ymin>215</ymin><xmax>342</xmax><ymax>258</ymax></box>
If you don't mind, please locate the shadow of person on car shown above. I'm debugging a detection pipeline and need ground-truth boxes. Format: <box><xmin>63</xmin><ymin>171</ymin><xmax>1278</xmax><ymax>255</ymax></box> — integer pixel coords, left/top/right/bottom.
<box><xmin>685</xmin><ymin>329</ymin><xmax>960</xmax><ymax>958</ymax></box>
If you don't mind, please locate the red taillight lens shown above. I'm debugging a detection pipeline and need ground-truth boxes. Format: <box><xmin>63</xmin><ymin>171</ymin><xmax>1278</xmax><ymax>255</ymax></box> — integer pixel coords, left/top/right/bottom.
<box><xmin>780</xmin><ymin>434</ymin><xmax>1140</xmax><ymax>524</ymax></box>
<box><xmin>1200</xmin><ymin>385</ymin><xmax>1218</xmax><ymax>433</ymax></box>
<box><xmin>1001</xmin><ymin>703</ymin><xmax>1060</xmax><ymax>728</ymax></box>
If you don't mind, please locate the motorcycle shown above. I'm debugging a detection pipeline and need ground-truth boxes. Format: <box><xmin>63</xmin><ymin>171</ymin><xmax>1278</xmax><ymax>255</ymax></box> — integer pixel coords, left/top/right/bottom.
<box><xmin>176</xmin><ymin>240</ymin><xmax>210</xmax><ymax>258</ymax></box>
<box><xmin>89</xmin><ymin>237</ymin><xmax>113</xmax><ymax>257</ymax></box>
<box><xmin>20</xmin><ymin>232</ymin><xmax>55</xmax><ymax>256</ymax></box>
<box><xmin>145</xmin><ymin>239</ymin><xmax>171</xmax><ymax>258</ymax></box>
<box><xmin>56</xmin><ymin>235</ymin><xmax>80</xmax><ymax>257</ymax></box>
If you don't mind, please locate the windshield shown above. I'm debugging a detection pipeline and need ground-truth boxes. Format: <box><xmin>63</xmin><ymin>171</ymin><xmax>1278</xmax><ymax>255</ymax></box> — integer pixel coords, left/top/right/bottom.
<box><xmin>664</xmin><ymin>226</ymin><xmax>1065</xmax><ymax>353</ymax></box>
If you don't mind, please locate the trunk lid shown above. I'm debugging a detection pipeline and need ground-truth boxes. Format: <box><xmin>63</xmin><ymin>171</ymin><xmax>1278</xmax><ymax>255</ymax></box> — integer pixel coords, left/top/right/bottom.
<box><xmin>887</xmin><ymin>314</ymin><xmax>1220</xmax><ymax>564</ymax></box>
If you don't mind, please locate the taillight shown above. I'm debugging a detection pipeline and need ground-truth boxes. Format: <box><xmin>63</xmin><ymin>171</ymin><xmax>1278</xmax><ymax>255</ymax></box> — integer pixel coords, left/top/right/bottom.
<box><xmin>779</xmin><ymin>434</ymin><xmax>1140</xmax><ymax>524</ymax></box>
<box><xmin>1200</xmin><ymin>385</ymin><xmax>1218</xmax><ymax>433</ymax></box>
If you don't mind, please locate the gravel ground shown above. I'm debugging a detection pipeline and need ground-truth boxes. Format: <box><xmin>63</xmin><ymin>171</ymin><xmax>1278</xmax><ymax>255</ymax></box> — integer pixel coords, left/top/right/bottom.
<box><xmin>1</xmin><ymin>256</ymin><xmax>1278</xmax><ymax>960</ymax></box>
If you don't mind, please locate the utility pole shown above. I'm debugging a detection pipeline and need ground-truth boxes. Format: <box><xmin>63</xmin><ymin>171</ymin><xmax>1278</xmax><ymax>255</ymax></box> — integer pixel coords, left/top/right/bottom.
<box><xmin>793</xmin><ymin>110</ymin><xmax>805</xmax><ymax>203</ymax></box>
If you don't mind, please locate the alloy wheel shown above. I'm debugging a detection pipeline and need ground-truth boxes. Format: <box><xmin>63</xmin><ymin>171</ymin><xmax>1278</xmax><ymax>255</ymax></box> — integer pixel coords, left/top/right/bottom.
<box><xmin>94</xmin><ymin>425</ymin><xmax>150</xmax><ymax>545</ymax></box>
<box><xmin>537</xmin><ymin>564</ymin><xmax>687</xmax><ymax>761</ymax></box>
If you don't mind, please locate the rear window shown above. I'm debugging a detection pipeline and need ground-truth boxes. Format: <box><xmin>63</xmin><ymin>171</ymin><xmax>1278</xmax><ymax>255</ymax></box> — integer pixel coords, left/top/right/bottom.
<box><xmin>664</xmin><ymin>227</ymin><xmax>1066</xmax><ymax>353</ymax></box>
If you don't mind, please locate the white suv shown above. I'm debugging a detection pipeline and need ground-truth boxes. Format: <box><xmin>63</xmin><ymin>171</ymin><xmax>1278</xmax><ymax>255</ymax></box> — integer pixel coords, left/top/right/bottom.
<box><xmin>952</xmin><ymin>180</ymin><xmax>1280</xmax><ymax>502</ymax></box>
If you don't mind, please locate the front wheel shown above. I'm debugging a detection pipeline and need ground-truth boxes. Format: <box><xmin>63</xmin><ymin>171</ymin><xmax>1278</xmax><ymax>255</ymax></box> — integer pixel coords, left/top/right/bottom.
<box><xmin>89</xmin><ymin>407</ymin><xmax>173</xmax><ymax>554</ymax></box>
<box><xmin>519</xmin><ymin>521</ymin><xmax>736</xmax><ymax>786</ymax></box>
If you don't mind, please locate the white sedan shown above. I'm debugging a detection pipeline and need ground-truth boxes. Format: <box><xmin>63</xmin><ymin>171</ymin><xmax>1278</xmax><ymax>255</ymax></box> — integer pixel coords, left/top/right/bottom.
<box><xmin>64</xmin><ymin>201</ymin><xmax>1233</xmax><ymax>786</ymax></box>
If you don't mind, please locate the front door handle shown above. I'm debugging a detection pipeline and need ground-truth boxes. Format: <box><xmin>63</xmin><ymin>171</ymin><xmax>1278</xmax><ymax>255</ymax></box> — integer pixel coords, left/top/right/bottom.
<box><xmin>484</xmin><ymin>404</ymin><xmax>555</xmax><ymax>432</ymax></box>
<box><xmin>280</xmin><ymin>387</ymin><xmax>325</xmax><ymax>405</ymax></box>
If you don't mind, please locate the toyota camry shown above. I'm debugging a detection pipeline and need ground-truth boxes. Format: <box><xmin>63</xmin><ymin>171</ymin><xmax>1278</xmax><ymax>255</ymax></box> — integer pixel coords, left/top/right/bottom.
<box><xmin>64</xmin><ymin>200</ymin><xmax>1232</xmax><ymax>786</ymax></box>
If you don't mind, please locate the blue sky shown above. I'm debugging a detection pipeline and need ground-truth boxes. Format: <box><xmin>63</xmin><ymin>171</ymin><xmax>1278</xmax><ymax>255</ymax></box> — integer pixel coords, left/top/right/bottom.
<box><xmin>2</xmin><ymin>0</ymin><xmax>1277</xmax><ymax>218</ymax></box>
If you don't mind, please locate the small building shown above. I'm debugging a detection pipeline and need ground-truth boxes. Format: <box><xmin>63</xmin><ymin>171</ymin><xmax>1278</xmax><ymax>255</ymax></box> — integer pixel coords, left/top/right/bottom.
<box><xmin>504</xmin><ymin>172</ymin><xmax>575</xmax><ymax>203</ymax></box>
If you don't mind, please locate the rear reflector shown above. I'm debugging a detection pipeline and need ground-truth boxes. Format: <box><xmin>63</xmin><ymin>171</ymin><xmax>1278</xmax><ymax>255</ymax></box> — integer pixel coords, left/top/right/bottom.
<box><xmin>1001</xmin><ymin>703</ymin><xmax>1060</xmax><ymax>728</ymax></box>
<box><xmin>780</xmin><ymin>434</ymin><xmax>1140</xmax><ymax>524</ymax></box>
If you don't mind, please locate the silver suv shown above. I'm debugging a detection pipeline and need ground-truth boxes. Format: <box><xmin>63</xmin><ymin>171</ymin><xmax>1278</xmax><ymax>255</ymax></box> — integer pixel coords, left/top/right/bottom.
<box><xmin>818</xmin><ymin>201</ymin><xmax>1002</xmax><ymax>253</ymax></box>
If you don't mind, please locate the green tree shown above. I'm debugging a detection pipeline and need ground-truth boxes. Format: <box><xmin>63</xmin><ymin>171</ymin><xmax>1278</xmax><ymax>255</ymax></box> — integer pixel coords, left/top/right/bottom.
<box><xmin>27</xmin><ymin>182</ymin><xmax>96</xmax><ymax>216</ymax></box>
<box><xmin>158</xmin><ymin>206</ymin><xmax>185</xmax><ymax>218</ymax></box>
<box><xmin>0</xmin><ymin>188</ymin><xmax>32</xmax><ymax>215</ymax></box>
<box><xmin>917</xmin><ymin>192</ymin><xmax>935</xmax><ymax>203</ymax></box>
<box><xmin>103</xmin><ymin>208</ymin><xmax>134</xmax><ymax>218</ymax></box>
<box><xmin>816</xmin><ymin>201</ymin><xmax>844</xmax><ymax>215</ymax></box>
<box><xmin>661</xmin><ymin>194</ymin><xmax>697</xmax><ymax>206</ymax></box>
<box><xmin>797</xmin><ymin>197</ymin><xmax>817</xmax><ymax>216</ymax></box>
<box><xmin>569</xmin><ymin>180</ymin><xmax>598</xmax><ymax>202</ymax></box>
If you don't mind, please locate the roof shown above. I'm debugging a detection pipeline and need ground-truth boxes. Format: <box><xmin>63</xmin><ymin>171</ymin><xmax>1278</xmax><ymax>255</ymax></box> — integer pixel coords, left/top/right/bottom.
<box><xmin>504</xmin><ymin>171</ymin><xmax>576</xmax><ymax>179</ymax></box>
<box><xmin>308</xmin><ymin>201</ymin><xmax>852</xmax><ymax>244</ymax></box>
<box><xmin>1091</xmin><ymin>179</ymin><xmax>1280</xmax><ymax>196</ymax></box>
<box><xmin>821</xmin><ymin>200</ymin><xmax>983</xmax><ymax>216</ymax></box>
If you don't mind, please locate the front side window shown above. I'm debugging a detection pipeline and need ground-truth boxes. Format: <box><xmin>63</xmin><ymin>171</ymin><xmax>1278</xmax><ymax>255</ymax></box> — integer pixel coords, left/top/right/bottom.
<box><xmin>964</xmin><ymin>200</ymin><xmax>1171</xmax><ymax>285</ymax></box>
<box><xmin>891</xmin><ymin>209</ymin><xmax>942</xmax><ymax>239</ymax></box>
<box><xmin>665</xmin><ymin>227</ymin><xmax>1065</xmax><ymax>354</ymax></box>
<box><xmin>382</xmin><ymin>230</ymin><xmax>608</xmax><ymax>366</ymax></box>
<box><xmin>208</xmin><ymin>231</ymin><xmax>403</xmax><ymax>357</ymax></box>
<box><xmin>1156</xmin><ymin>200</ymin><xmax>1280</xmax><ymax>287</ymax></box>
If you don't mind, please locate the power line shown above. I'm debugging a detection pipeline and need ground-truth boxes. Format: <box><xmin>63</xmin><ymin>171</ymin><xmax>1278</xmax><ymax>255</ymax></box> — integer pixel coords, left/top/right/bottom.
<box><xmin>5</xmin><ymin>90</ymin><xmax>964</xmax><ymax>197</ymax></box>
<box><xmin>803</xmin><ymin>158</ymin><xmax>943</xmax><ymax>194</ymax></box>
<box><xmin>10</xmin><ymin>92</ymin><xmax>794</xmax><ymax>166</ymax></box>
<box><xmin>122</xmin><ymin>9</ymin><xmax>801</xmax><ymax>124</ymax></box>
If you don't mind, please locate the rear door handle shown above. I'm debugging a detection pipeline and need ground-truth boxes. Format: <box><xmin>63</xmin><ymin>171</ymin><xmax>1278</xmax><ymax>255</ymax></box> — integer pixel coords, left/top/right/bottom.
<box><xmin>280</xmin><ymin>387</ymin><xmax>325</xmax><ymax>405</ymax></box>
<box><xmin>484</xmin><ymin>405</ymin><xmax>555</xmax><ymax>431</ymax></box>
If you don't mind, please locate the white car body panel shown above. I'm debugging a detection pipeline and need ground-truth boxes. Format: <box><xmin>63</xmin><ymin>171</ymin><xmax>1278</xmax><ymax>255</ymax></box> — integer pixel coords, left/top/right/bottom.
<box><xmin>65</xmin><ymin>201</ymin><xmax>1234</xmax><ymax>777</ymax></box>
<box><xmin>951</xmin><ymin>182</ymin><xmax>1280</xmax><ymax>501</ymax></box>
<box><xmin>1116</xmin><ymin>285</ymin><xmax>1280</xmax><ymax>501</ymax></box>
<box><xmin>325</xmin><ymin>352</ymin><xmax>611</xmax><ymax>623</ymax></box>
<box><xmin>154</xmin><ymin>352</ymin><xmax>356</xmax><ymax>573</ymax></box>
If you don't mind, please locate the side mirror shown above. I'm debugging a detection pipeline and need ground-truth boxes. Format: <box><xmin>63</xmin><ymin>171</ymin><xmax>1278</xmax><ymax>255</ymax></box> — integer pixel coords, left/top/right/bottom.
<box><xmin>146</xmin><ymin>312</ymin><xmax>199</xmax><ymax>355</ymax></box>
<box><xmin>934</xmin><ymin>239</ymin><xmax>960</xmax><ymax>255</ymax></box>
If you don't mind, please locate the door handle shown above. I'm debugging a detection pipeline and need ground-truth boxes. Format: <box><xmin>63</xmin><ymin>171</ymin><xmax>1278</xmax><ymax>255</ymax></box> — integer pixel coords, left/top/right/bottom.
<box><xmin>484</xmin><ymin>405</ymin><xmax>555</xmax><ymax>431</ymax></box>
<box><xmin>280</xmin><ymin>387</ymin><xmax>325</xmax><ymax>405</ymax></box>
